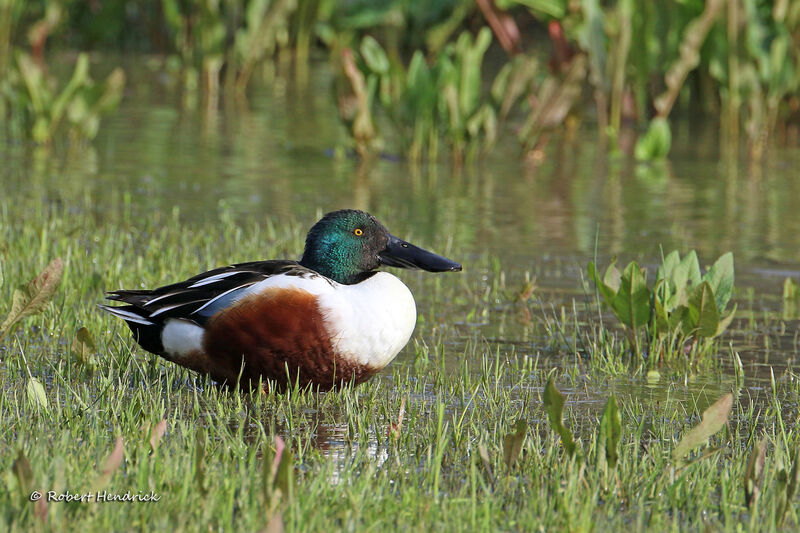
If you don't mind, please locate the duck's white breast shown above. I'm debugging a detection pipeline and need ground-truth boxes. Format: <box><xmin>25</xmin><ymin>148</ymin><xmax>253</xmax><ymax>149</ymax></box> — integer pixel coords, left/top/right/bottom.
<box><xmin>161</xmin><ymin>270</ymin><xmax>416</xmax><ymax>370</ymax></box>
<box><xmin>317</xmin><ymin>272</ymin><xmax>417</xmax><ymax>368</ymax></box>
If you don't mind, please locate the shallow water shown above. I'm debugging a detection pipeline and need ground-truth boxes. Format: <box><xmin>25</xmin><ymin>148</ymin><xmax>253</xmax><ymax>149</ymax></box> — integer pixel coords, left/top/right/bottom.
<box><xmin>2</xmin><ymin>58</ymin><xmax>799</xmax><ymax>433</ymax></box>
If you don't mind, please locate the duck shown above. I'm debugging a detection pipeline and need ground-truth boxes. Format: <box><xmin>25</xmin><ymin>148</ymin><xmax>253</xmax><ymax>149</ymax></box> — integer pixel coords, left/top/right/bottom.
<box><xmin>101</xmin><ymin>209</ymin><xmax>462</xmax><ymax>390</ymax></box>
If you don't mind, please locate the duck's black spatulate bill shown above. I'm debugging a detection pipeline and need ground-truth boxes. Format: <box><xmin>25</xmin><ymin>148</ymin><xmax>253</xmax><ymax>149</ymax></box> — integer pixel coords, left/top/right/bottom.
<box><xmin>379</xmin><ymin>235</ymin><xmax>462</xmax><ymax>272</ymax></box>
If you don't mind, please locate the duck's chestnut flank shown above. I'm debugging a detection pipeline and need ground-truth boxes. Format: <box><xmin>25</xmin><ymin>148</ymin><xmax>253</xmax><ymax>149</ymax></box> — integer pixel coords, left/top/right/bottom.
<box><xmin>101</xmin><ymin>209</ymin><xmax>461</xmax><ymax>389</ymax></box>
<box><xmin>202</xmin><ymin>287</ymin><xmax>376</xmax><ymax>390</ymax></box>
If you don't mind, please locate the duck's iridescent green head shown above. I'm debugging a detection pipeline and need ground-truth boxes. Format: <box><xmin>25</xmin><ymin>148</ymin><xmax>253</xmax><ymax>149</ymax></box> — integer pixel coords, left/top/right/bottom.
<box><xmin>299</xmin><ymin>209</ymin><xmax>462</xmax><ymax>285</ymax></box>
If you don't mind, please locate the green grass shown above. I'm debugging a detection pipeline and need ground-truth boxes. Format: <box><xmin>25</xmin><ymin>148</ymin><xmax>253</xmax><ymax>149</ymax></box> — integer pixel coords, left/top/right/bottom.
<box><xmin>1</xmin><ymin>193</ymin><xmax>799</xmax><ymax>531</ymax></box>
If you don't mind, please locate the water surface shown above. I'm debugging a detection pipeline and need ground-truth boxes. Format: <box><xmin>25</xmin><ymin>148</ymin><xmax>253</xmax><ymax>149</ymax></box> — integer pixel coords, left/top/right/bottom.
<box><xmin>2</xmin><ymin>57</ymin><xmax>799</xmax><ymax>429</ymax></box>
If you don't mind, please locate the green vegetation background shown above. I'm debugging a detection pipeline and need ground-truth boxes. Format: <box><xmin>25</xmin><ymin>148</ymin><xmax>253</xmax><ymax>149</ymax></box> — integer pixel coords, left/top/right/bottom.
<box><xmin>1</xmin><ymin>0</ymin><xmax>799</xmax><ymax>160</ymax></box>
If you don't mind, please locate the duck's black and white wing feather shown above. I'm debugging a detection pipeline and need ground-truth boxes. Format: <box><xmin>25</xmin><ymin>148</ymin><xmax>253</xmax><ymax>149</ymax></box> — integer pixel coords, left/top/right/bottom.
<box><xmin>101</xmin><ymin>260</ymin><xmax>322</xmax><ymax>323</ymax></box>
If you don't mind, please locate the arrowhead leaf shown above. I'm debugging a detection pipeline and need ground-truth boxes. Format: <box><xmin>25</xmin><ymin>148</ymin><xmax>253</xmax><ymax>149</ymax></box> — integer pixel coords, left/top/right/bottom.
<box><xmin>597</xmin><ymin>394</ymin><xmax>622</xmax><ymax>469</ymax></box>
<box><xmin>652</xmin><ymin>281</ymin><xmax>671</xmax><ymax>335</ymax></box>
<box><xmin>603</xmin><ymin>261</ymin><xmax>621</xmax><ymax>292</ymax></box>
<box><xmin>26</xmin><ymin>377</ymin><xmax>48</xmax><ymax>410</ymax></box>
<box><xmin>588</xmin><ymin>261</ymin><xmax>617</xmax><ymax>305</ymax></box>
<box><xmin>688</xmin><ymin>282</ymin><xmax>719</xmax><ymax>338</ymax></box>
<box><xmin>13</xmin><ymin>450</ymin><xmax>34</xmax><ymax>494</ymax></box>
<box><xmin>611</xmin><ymin>262</ymin><xmax>650</xmax><ymax>331</ymax></box>
<box><xmin>503</xmin><ymin>419</ymin><xmax>527</xmax><ymax>469</ymax></box>
<box><xmin>149</xmin><ymin>419</ymin><xmax>167</xmax><ymax>451</ymax></box>
<box><xmin>544</xmin><ymin>379</ymin><xmax>576</xmax><ymax>457</ymax></box>
<box><xmin>92</xmin><ymin>436</ymin><xmax>124</xmax><ymax>492</ymax></box>
<box><xmin>715</xmin><ymin>303</ymin><xmax>737</xmax><ymax>337</ymax></box>
<box><xmin>360</xmin><ymin>36</ymin><xmax>390</xmax><ymax>74</ymax></box>
<box><xmin>682</xmin><ymin>250</ymin><xmax>702</xmax><ymax>288</ymax></box>
<box><xmin>704</xmin><ymin>252</ymin><xmax>734</xmax><ymax>312</ymax></box>
<box><xmin>71</xmin><ymin>327</ymin><xmax>97</xmax><ymax>369</ymax></box>
<box><xmin>744</xmin><ymin>436</ymin><xmax>767</xmax><ymax>508</ymax></box>
<box><xmin>673</xmin><ymin>393</ymin><xmax>733</xmax><ymax>461</ymax></box>
<box><xmin>0</xmin><ymin>258</ymin><xmax>63</xmax><ymax>340</ymax></box>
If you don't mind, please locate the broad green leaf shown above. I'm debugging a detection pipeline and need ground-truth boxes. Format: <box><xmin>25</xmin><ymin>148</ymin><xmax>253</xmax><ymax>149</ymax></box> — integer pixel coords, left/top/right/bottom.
<box><xmin>92</xmin><ymin>436</ymin><xmax>124</xmax><ymax>492</ymax></box>
<box><xmin>658</xmin><ymin>250</ymin><xmax>681</xmax><ymax>281</ymax></box>
<box><xmin>275</xmin><ymin>447</ymin><xmax>293</xmax><ymax>502</ymax></box>
<box><xmin>0</xmin><ymin>258</ymin><xmax>63</xmax><ymax>340</ymax></box>
<box><xmin>360</xmin><ymin>36</ymin><xmax>389</xmax><ymax>75</ymax></box>
<box><xmin>503</xmin><ymin>419</ymin><xmax>527</xmax><ymax>469</ymax></box>
<box><xmin>611</xmin><ymin>262</ymin><xmax>650</xmax><ymax>331</ymax></box>
<box><xmin>71</xmin><ymin>327</ymin><xmax>97</xmax><ymax>367</ymax></box>
<box><xmin>490</xmin><ymin>61</ymin><xmax>513</xmax><ymax>104</ymax></box>
<box><xmin>26</xmin><ymin>377</ymin><xmax>47</xmax><ymax>410</ymax></box>
<box><xmin>659</xmin><ymin>255</ymin><xmax>687</xmax><ymax>309</ymax></box>
<box><xmin>635</xmin><ymin>117</ymin><xmax>672</xmax><ymax>161</ymax></box>
<box><xmin>588</xmin><ymin>261</ymin><xmax>617</xmax><ymax>305</ymax></box>
<box><xmin>669</xmin><ymin>305</ymin><xmax>688</xmax><ymax>331</ymax></box>
<box><xmin>744</xmin><ymin>436</ymin><xmax>767</xmax><ymax>508</ymax></box>
<box><xmin>50</xmin><ymin>53</ymin><xmax>91</xmax><ymax>129</ymax></box>
<box><xmin>457</xmin><ymin>28</ymin><xmax>492</xmax><ymax>118</ymax></box>
<box><xmin>603</xmin><ymin>262</ymin><xmax>621</xmax><ymax>293</ymax></box>
<box><xmin>682</xmin><ymin>251</ymin><xmax>702</xmax><ymax>287</ymax></box>
<box><xmin>646</xmin><ymin>370</ymin><xmax>661</xmax><ymax>384</ymax></box>
<box><xmin>577</xmin><ymin>0</ymin><xmax>607</xmax><ymax>93</ymax></box>
<box><xmin>703</xmin><ymin>252</ymin><xmax>734</xmax><ymax>312</ymax></box>
<box><xmin>687</xmin><ymin>282</ymin><xmax>719</xmax><ymax>338</ymax></box>
<box><xmin>652</xmin><ymin>285</ymin><xmax>670</xmax><ymax>334</ymax></box>
<box><xmin>407</xmin><ymin>51</ymin><xmax>431</xmax><ymax>93</ymax></box>
<box><xmin>497</xmin><ymin>0</ymin><xmax>567</xmax><ymax>18</ymax></box>
<box><xmin>673</xmin><ymin>393</ymin><xmax>733</xmax><ymax>461</ymax></box>
<box><xmin>597</xmin><ymin>394</ymin><xmax>621</xmax><ymax>469</ymax></box>
<box><xmin>16</xmin><ymin>52</ymin><xmax>49</xmax><ymax>114</ymax></box>
<box><xmin>715</xmin><ymin>304</ymin><xmax>737</xmax><ymax>337</ymax></box>
<box><xmin>544</xmin><ymin>379</ymin><xmax>576</xmax><ymax>457</ymax></box>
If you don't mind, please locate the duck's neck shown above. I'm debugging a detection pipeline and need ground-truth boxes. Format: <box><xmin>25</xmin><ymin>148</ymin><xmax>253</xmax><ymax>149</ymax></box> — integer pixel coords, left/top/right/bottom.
<box><xmin>300</xmin><ymin>253</ymin><xmax>371</xmax><ymax>285</ymax></box>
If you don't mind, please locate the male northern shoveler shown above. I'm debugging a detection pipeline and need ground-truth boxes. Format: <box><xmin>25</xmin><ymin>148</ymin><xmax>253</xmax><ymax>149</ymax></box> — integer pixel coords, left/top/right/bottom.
<box><xmin>101</xmin><ymin>209</ymin><xmax>461</xmax><ymax>390</ymax></box>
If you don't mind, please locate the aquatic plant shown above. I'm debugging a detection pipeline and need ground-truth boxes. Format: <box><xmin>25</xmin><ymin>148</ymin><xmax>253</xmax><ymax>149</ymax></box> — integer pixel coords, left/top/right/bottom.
<box><xmin>0</xmin><ymin>0</ymin><xmax>23</xmax><ymax>80</ymax></box>
<box><xmin>2</xmin><ymin>192</ymin><xmax>800</xmax><ymax>530</ymax></box>
<box><xmin>341</xmin><ymin>28</ymin><xmax>502</xmax><ymax>161</ymax></box>
<box><xmin>783</xmin><ymin>277</ymin><xmax>799</xmax><ymax>320</ymax></box>
<box><xmin>5</xmin><ymin>52</ymin><xmax>125</xmax><ymax>143</ymax></box>
<box><xmin>0</xmin><ymin>258</ymin><xmax>63</xmax><ymax>341</ymax></box>
<box><xmin>588</xmin><ymin>250</ymin><xmax>736</xmax><ymax>365</ymax></box>
<box><xmin>162</xmin><ymin>0</ymin><xmax>228</xmax><ymax>99</ymax></box>
<box><xmin>1</xmin><ymin>3</ymin><xmax>125</xmax><ymax>143</ymax></box>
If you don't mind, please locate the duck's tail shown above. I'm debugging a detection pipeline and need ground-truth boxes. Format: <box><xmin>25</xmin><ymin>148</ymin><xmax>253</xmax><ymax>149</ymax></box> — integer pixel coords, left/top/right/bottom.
<box><xmin>99</xmin><ymin>297</ymin><xmax>166</xmax><ymax>355</ymax></box>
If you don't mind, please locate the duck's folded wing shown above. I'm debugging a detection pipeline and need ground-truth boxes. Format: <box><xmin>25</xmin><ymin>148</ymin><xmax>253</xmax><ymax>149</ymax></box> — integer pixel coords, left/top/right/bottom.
<box><xmin>103</xmin><ymin>260</ymin><xmax>311</xmax><ymax>325</ymax></box>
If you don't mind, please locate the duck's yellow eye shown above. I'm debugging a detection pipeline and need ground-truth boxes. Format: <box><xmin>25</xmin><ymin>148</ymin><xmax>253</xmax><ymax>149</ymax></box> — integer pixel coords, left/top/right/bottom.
<box><xmin>354</xmin><ymin>228</ymin><xmax>364</xmax><ymax>236</ymax></box>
